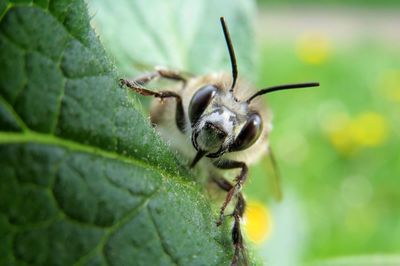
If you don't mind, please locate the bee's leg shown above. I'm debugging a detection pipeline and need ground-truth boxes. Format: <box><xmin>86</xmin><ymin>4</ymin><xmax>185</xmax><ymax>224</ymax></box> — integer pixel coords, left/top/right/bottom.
<box><xmin>157</xmin><ymin>68</ymin><xmax>187</xmax><ymax>84</ymax></box>
<box><xmin>212</xmin><ymin>176</ymin><xmax>247</xmax><ymax>266</ymax></box>
<box><xmin>126</xmin><ymin>68</ymin><xmax>187</xmax><ymax>86</ymax></box>
<box><xmin>231</xmin><ymin>212</ymin><xmax>247</xmax><ymax>266</ymax></box>
<box><xmin>119</xmin><ymin>79</ymin><xmax>186</xmax><ymax>132</ymax></box>
<box><xmin>213</xmin><ymin>160</ymin><xmax>248</xmax><ymax>226</ymax></box>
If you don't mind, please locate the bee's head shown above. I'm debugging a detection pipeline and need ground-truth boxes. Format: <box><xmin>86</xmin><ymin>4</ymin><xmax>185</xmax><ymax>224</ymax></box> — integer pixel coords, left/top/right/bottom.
<box><xmin>189</xmin><ymin>84</ymin><xmax>262</xmax><ymax>166</ymax></box>
<box><xmin>188</xmin><ymin>17</ymin><xmax>319</xmax><ymax>167</ymax></box>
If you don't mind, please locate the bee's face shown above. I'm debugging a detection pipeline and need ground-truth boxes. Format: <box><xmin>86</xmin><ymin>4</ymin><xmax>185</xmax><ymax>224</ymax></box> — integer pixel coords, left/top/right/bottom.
<box><xmin>189</xmin><ymin>84</ymin><xmax>263</xmax><ymax>158</ymax></box>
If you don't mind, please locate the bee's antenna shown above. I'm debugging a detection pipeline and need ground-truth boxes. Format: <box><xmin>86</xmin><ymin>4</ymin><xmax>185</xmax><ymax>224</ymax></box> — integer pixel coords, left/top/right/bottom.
<box><xmin>246</xmin><ymin>82</ymin><xmax>320</xmax><ymax>103</ymax></box>
<box><xmin>220</xmin><ymin>17</ymin><xmax>238</xmax><ymax>92</ymax></box>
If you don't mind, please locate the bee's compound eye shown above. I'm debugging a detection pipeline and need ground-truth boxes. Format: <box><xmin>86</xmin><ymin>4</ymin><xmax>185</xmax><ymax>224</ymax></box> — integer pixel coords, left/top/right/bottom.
<box><xmin>189</xmin><ymin>85</ymin><xmax>218</xmax><ymax>125</ymax></box>
<box><xmin>231</xmin><ymin>113</ymin><xmax>262</xmax><ymax>151</ymax></box>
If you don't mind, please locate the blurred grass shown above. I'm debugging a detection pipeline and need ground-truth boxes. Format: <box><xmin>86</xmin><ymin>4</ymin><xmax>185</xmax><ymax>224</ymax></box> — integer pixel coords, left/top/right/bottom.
<box><xmin>244</xmin><ymin>26</ymin><xmax>400</xmax><ymax>263</ymax></box>
<box><xmin>256</xmin><ymin>0</ymin><xmax>400</xmax><ymax>8</ymax></box>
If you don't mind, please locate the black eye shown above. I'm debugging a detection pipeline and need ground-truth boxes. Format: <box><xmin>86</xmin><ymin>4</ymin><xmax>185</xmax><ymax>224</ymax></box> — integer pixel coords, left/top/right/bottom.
<box><xmin>230</xmin><ymin>113</ymin><xmax>262</xmax><ymax>152</ymax></box>
<box><xmin>189</xmin><ymin>85</ymin><xmax>218</xmax><ymax>125</ymax></box>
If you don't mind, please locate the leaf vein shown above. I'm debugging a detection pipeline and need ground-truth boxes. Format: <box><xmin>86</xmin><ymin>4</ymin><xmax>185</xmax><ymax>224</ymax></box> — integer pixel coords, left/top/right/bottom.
<box><xmin>0</xmin><ymin>94</ymin><xmax>29</xmax><ymax>131</ymax></box>
<box><xmin>0</xmin><ymin>131</ymin><xmax>188</xmax><ymax>185</ymax></box>
<box><xmin>98</xmin><ymin>190</ymin><xmax>159</xmax><ymax>266</ymax></box>
<box><xmin>50</xmin><ymin>49</ymin><xmax>68</xmax><ymax>135</ymax></box>
<box><xmin>147</xmin><ymin>205</ymin><xmax>179</xmax><ymax>266</ymax></box>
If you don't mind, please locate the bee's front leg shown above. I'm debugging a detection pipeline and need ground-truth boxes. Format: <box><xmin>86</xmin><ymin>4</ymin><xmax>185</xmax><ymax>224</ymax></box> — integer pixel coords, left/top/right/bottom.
<box><xmin>119</xmin><ymin>78</ymin><xmax>186</xmax><ymax>133</ymax></box>
<box><xmin>212</xmin><ymin>176</ymin><xmax>247</xmax><ymax>266</ymax></box>
<box><xmin>213</xmin><ymin>160</ymin><xmax>248</xmax><ymax>225</ymax></box>
<box><xmin>123</xmin><ymin>68</ymin><xmax>187</xmax><ymax>86</ymax></box>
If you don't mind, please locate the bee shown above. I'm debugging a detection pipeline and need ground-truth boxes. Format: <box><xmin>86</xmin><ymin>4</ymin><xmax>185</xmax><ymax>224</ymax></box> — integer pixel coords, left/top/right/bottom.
<box><xmin>120</xmin><ymin>17</ymin><xmax>319</xmax><ymax>266</ymax></box>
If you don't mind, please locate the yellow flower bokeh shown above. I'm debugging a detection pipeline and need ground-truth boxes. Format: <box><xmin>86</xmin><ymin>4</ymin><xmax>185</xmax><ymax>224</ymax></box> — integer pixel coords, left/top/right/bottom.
<box><xmin>244</xmin><ymin>200</ymin><xmax>273</xmax><ymax>245</ymax></box>
<box><xmin>324</xmin><ymin>111</ymin><xmax>389</xmax><ymax>155</ymax></box>
<box><xmin>379</xmin><ymin>69</ymin><xmax>400</xmax><ymax>103</ymax></box>
<box><xmin>352</xmin><ymin>112</ymin><xmax>388</xmax><ymax>147</ymax></box>
<box><xmin>296</xmin><ymin>32</ymin><xmax>331</xmax><ymax>65</ymax></box>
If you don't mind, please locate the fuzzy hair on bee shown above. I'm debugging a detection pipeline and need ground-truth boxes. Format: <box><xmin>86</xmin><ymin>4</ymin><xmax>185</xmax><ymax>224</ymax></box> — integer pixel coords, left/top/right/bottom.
<box><xmin>150</xmin><ymin>73</ymin><xmax>271</xmax><ymax>166</ymax></box>
<box><xmin>120</xmin><ymin>17</ymin><xmax>319</xmax><ymax>266</ymax></box>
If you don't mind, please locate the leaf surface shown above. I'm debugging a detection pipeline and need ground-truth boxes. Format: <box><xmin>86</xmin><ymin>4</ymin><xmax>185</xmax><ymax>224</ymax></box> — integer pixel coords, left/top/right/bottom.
<box><xmin>0</xmin><ymin>0</ymin><xmax>256</xmax><ymax>265</ymax></box>
<box><xmin>88</xmin><ymin>0</ymin><xmax>256</xmax><ymax>79</ymax></box>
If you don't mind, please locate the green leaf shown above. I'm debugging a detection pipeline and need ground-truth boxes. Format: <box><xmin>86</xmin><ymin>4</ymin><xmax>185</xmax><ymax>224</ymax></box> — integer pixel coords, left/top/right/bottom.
<box><xmin>0</xmin><ymin>0</ymin><xmax>248</xmax><ymax>265</ymax></box>
<box><xmin>88</xmin><ymin>0</ymin><xmax>257</xmax><ymax>80</ymax></box>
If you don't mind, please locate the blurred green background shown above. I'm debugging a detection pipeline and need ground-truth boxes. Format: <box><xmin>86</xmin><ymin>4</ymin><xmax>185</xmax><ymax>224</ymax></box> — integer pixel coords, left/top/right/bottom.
<box><xmin>244</xmin><ymin>0</ymin><xmax>400</xmax><ymax>265</ymax></box>
<box><xmin>257</xmin><ymin>0</ymin><xmax>400</xmax><ymax>7</ymax></box>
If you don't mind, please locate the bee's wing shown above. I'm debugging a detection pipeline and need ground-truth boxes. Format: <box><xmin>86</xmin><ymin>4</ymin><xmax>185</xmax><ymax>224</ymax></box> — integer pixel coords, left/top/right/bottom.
<box><xmin>264</xmin><ymin>145</ymin><xmax>283</xmax><ymax>201</ymax></box>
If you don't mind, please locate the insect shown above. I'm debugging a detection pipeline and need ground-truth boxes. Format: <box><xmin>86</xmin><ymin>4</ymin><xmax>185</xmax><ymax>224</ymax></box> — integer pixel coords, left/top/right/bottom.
<box><xmin>120</xmin><ymin>17</ymin><xmax>319</xmax><ymax>266</ymax></box>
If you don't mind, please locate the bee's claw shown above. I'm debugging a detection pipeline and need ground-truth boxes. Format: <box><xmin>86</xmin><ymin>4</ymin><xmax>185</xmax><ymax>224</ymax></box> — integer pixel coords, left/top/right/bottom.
<box><xmin>216</xmin><ymin>213</ymin><xmax>225</xmax><ymax>226</ymax></box>
<box><xmin>119</xmin><ymin>78</ymin><xmax>127</xmax><ymax>88</ymax></box>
